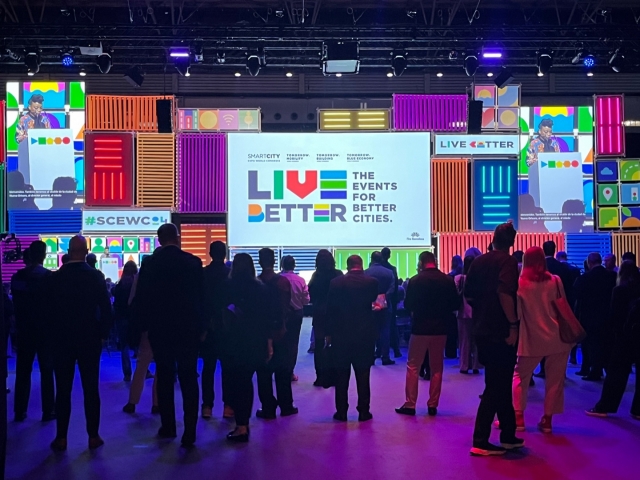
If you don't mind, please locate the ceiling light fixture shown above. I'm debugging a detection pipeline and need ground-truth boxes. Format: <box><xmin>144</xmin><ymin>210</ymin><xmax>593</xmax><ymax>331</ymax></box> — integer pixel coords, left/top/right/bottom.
<box><xmin>463</xmin><ymin>54</ymin><xmax>479</xmax><ymax>77</ymax></box>
<box><xmin>61</xmin><ymin>51</ymin><xmax>74</xmax><ymax>67</ymax></box>
<box><xmin>482</xmin><ymin>48</ymin><xmax>503</xmax><ymax>59</ymax></box>
<box><xmin>96</xmin><ymin>53</ymin><xmax>112</xmax><ymax>74</ymax></box>
<box><xmin>587</xmin><ymin>71</ymin><xmax>594</xmax><ymax>77</ymax></box>
<box><xmin>322</xmin><ymin>41</ymin><xmax>360</xmax><ymax>76</ymax></box>
<box><xmin>391</xmin><ymin>51</ymin><xmax>408</xmax><ymax>77</ymax></box>
<box><xmin>537</xmin><ymin>51</ymin><xmax>553</xmax><ymax>76</ymax></box>
<box><xmin>609</xmin><ymin>48</ymin><xmax>625</xmax><ymax>73</ymax></box>
<box><xmin>386</xmin><ymin>72</ymin><xmax>393</xmax><ymax>78</ymax></box>
<box><xmin>487</xmin><ymin>72</ymin><xmax>494</xmax><ymax>77</ymax></box>
<box><xmin>169</xmin><ymin>46</ymin><xmax>190</xmax><ymax>58</ymax></box>
<box><xmin>234</xmin><ymin>72</ymin><xmax>242</xmax><ymax>77</ymax></box>
<box><xmin>246</xmin><ymin>47</ymin><xmax>265</xmax><ymax>77</ymax></box>
<box><xmin>25</xmin><ymin>50</ymin><xmax>41</xmax><ymax>76</ymax></box>
<box><xmin>79</xmin><ymin>69</ymin><xmax>87</xmax><ymax>77</ymax></box>
<box><xmin>583</xmin><ymin>54</ymin><xmax>596</xmax><ymax>68</ymax></box>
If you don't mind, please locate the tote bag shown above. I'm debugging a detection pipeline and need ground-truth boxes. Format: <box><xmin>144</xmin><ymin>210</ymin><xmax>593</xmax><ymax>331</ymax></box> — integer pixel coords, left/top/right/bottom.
<box><xmin>552</xmin><ymin>276</ymin><xmax>586</xmax><ymax>344</ymax></box>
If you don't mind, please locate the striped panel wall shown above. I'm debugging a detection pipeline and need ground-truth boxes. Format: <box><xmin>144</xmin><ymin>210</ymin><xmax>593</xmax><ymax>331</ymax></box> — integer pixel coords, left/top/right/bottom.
<box><xmin>393</xmin><ymin>94</ymin><xmax>467</xmax><ymax>132</ymax></box>
<box><xmin>280</xmin><ymin>248</ymin><xmax>326</xmax><ymax>271</ymax></box>
<box><xmin>86</xmin><ymin>95</ymin><xmax>175</xmax><ymax>131</ymax></box>
<box><xmin>1</xmin><ymin>235</ymin><xmax>39</xmax><ymax>283</ymax></box>
<box><xmin>8</xmin><ymin>211</ymin><xmax>82</xmax><ymax>235</ymax></box>
<box><xmin>177</xmin><ymin>133</ymin><xmax>227</xmax><ymax>213</ymax></box>
<box><xmin>431</xmin><ymin>159</ymin><xmax>469</xmax><ymax>233</ymax></box>
<box><xmin>180</xmin><ymin>224</ymin><xmax>227</xmax><ymax>266</ymax></box>
<box><xmin>230</xmin><ymin>247</ymin><xmax>280</xmax><ymax>272</ymax></box>
<box><xmin>0</xmin><ymin>166</ymin><xmax>5</xmax><ymax>233</ymax></box>
<box><xmin>565</xmin><ymin>233</ymin><xmax>612</xmax><ymax>270</ymax></box>
<box><xmin>0</xmin><ymin>101</ymin><xmax>5</xmax><ymax>233</ymax></box>
<box><xmin>437</xmin><ymin>232</ymin><xmax>565</xmax><ymax>270</ymax></box>
<box><xmin>611</xmin><ymin>233</ymin><xmax>640</xmax><ymax>264</ymax></box>
<box><xmin>136</xmin><ymin>133</ymin><xmax>176</xmax><ymax>207</ymax></box>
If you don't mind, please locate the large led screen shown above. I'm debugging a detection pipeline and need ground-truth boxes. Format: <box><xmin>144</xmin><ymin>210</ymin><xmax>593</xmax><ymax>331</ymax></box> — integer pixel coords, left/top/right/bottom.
<box><xmin>473</xmin><ymin>160</ymin><xmax>519</xmax><ymax>231</ymax></box>
<box><xmin>5</xmin><ymin>81</ymin><xmax>85</xmax><ymax>210</ymax></box>
<box><xmin>227</xmin><ymin>132</ymin><xmax>431</xmax><ymax>247</ymax></box>
<box><xmin>518</xmin><ymin>106</ymin><xmax>594</xmax><ymax>233</ymax></box>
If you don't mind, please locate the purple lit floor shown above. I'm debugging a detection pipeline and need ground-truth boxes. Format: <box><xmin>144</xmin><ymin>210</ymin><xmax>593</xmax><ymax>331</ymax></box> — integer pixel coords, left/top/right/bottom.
<box><xmin>6</xmin><ymin>320</ymin><xmax>640</xmax><ymax>480</ymax></box>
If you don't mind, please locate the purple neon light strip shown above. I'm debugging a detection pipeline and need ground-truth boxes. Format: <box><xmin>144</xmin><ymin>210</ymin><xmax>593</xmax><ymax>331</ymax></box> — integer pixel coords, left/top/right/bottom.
<box><xmin>178</xmin><ymin>133</ymin><xmax>227</xmax><ymax>213</ymax></box>
<box><xmin>393</xmin><ymin>94</ymin><xmax>467</xmax><ymax>132</ymax></box>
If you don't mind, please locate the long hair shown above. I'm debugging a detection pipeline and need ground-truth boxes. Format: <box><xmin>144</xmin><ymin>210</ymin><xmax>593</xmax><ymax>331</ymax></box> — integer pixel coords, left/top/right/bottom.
<box><xmin>315</xmin><ymin>249</ymin><xmax>336</xmax><ymax>272</ymax></box>
<box><xmin>617</xmin><ymin>260</ymin><xmax>640</xmax><ymax>287</ymax></box>
<box><xmin>450</xmin><ymin>255</ymin><xmax>463</xmax><ymax>275</ymax></box>
<box><xmin>521</xmin><ymin>246</ymin><xmax>552</xmax><ymax>283</ymax></box>
<box><xmin>462</xmin><ymin>255</ymin><xmax>475</xmax><ymax>275</ymax></box>
<box><xmin>230</xmin><ymin>253</ymin><xmax>256</xmax><ymax>281</ymax></box>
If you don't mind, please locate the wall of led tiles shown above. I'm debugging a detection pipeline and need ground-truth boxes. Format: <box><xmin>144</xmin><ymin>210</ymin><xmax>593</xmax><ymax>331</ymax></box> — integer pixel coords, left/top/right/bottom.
<box><xmin>177</xmin><ymin>108</ymin><xmax>260</xmax><ymax>132</ymax></box>
<box><xmin>473</xmin><ymin>84</ymin><xmax>521</xmax><ymax>131</ymax></box>
<box><xmin>393</xmin><ymin>94</ymin><xmax>468</xmax><ymax>132</ymax></box>
<box><xmin>86</xmin><ymin>95</ymin><xmax>175</xmax><ymax>132</ymax></box>
<box><xmin>136</xmin><ymin>133</ymin><xmax>176</xmax><ymax>207</ymax></box>
<box><xmin>431</xmin><ymin>159</ymin><xmax>470</xmax><ymax>233</ymax></box>
<box><xmin>317</xmin><ymin>109</ymin><xmax>390</xmax><ymax>131</ymax></box>
<box><xmin>180</xmin><ymin>224</ymin><xmax>227</xmax><ymax>266</ymax></box>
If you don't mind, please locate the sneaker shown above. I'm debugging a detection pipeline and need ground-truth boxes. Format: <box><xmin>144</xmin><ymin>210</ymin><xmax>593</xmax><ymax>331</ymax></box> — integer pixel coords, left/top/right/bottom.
<box><xmin>538</xmin><ymin>415</ymin><xmax>552</xmax><ymax>433</ymax></box>
<box><xmin>395</xmin><ymin>406</ymin><xmax>416</xmax><ymax>416</ymax></box>
<box><xmin>123</xmin><ymin>403</ymin><xmax>136</xmax><ymax>414</ymax></box>
<box><xmin>145</xmin><ymin>370</ymin><xmax>154</xmax><ymax>380</ymax></box>
<box><xmin>41</xmin><ymin>412</ymin><xmax>57</xmax><ymax>422</ymax></box>
<box><xmin>460</xmin><ymin>369</ymin><xmax>470</xmax><ymax>374</ymax></box>
<box><xmin>472</xmin><ymin>369</ymin><xmax>481</xmax><ymax>375</ymax></box>
<box><xmin>470</xmin><ymin>442</ymin><xmax>506</xmax><ymax>456</ymax></box>
<box><xmin>500</xmin><ymin>437</ymin><xmax>525</xmax><ymax>450</ymax></box>
<box><xmin>307</xmin><ymin>346</ymin><xmax>315</xmax><ymax>354</ymax></box>
<box><xmin>394</xmin><ymin>350</ymin><xmax>402</xmax><ymax>358</ymax></box>
<box><xmin>585</xmin><ymin>408</ymin><xmax>608</xmax><ymax>418</ymax></box>
<box><xmin>14</xmin><ymin>412</ymin><xmax>27</xmax><ymax>422</ymax></box>
<box><xmin>201</xmin><ymin>406</ymin><xmax>212</xmax><ymax>419</ymax></box>
<box><xmin>223</xmin><ymin>405</ymin><xmax>235</xmax><ymax>419</ymax></box>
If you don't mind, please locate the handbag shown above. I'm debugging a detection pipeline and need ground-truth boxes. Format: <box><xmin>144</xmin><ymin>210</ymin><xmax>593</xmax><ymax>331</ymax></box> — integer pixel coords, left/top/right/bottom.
<box><xmin>551</xmin><ymin>276</ymin><xmax>587</xmax><ymax>344</ymax></box>
<box><xmin>321</xmin><ymin>345</ymin><xmax>338</xmax><ymax>389</ymax></box>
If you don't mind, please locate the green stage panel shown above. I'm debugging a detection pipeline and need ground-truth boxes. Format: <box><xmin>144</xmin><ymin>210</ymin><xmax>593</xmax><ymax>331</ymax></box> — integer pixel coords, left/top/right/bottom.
<box><xmin>334</xmin><ymin>247</ymin><xmax>434</xmax><ymax>281</ymax></box>
<box><xmin>0</xmin><ymin>165</ymin><xmax>5</xmax><ymax>233</ymax></box>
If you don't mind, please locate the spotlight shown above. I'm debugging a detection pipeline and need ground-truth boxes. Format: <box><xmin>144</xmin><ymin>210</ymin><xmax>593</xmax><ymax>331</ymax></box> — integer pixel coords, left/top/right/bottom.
<box><xmin>494</xmin><ymin>67</ymin><xmax>515</xmax><ymax>88</ymax></box>
<box><xmin>463</xmin><ymin>54</ymin><xmax>479</xmax><ymax>77</ymax></box>
<box><xmin>322</xmin><ymin>41</ymin><xmax>359</xmax><ymax>76</ymax></box>
<box><xmin>335</xmin><ymin>73</ymin><xmax>343</xmax><ymax>78</ymax></box>
<box><xmin>482</xmin><ymin>48</ymin><xmax>503</xmax><ymax>59</ymax></box>
<box><xmin>246</xmin><ymin>48</ymin><xmax>265</xmax><ymax>77</ymax></box>
<box><xmin>96</xmin><ymin>53</ymin><xmax>112</xmax><ymax>74</ymax></box>
<box><xmin>61</xmin><ymin>52</ymin><xmax>74</xmax><ymax>67</ymax></box>
<box><xmin>487</xmin><ymin>72</ymin><xmax>494</xmax><ymax>77</ymax></box>
<box><xmin>406</xmin><ymin>10</ymin><xmax>417</xmax><ymax>18</ymax></box>
<box><xmin>216</xmin><ymin>51</ymin><xmax>226</xmax><ymax>65</ymax></box>
<box><xmin>583</xmin><ymin>54</ymin><xmax>596</xmax><ymax>68</ymax></box>
<box><xmin>79</xmin><ymin>69</ymin><xmax>87</xmax><ymax>77</ymax></box>
<box><xmin>537</xmin><ymin>51</ymin><xmax>553</xmax><ymax>76</ymax></box>
<box><xmin>436</xmin><ymin>72</ymin><xmax>444</xmax><ymax>77</ymax></box>
<box><xmin>193</xmin><ymin>46</ymin><xmax>204</xmax><ymax>64</ymax></box>
<box><xmin>234</xmin><ymin>72</ymin><xmax>242</xmax><ymax>77</ymax></box>
<box><xmin>124</xmin><ymin>65</ymin><xmax>144</xmax><ymax>88</ymax></box>
<box><xmin>571</xmin><ymin>50</ymin><xmax>584</xmax><ymax>65</ymax></box>
<box><xmin>537</xmin><ymin>72</ymin><xmax>544</xmax><ymax>77</ymax></box>
<box><xmin>587</xmin><ymin>71</ymin><xmax>594</xmax><ymax>77</ymax></box>
<box><xmin>174</xmin><ymin>61</ymin><xmax>190</xmax><ymax>77</ymax></box>
<box><xmin>286</xmin><ymin>72</ymin><xmax>293</xmax><ymax>78</ymax></box>
<box><xmin>391</xmin><ymin>52</ymin><xmax>408</xmax><ymax>77</ymax></box>
<box><xmin>169</xmin><ymin>46</ymin><xmax>190</xmax><ymax>58</ymax></box>
<box><xmin>185</xmin><ymin>69</ymin><xmax>191</xmax><ymax>77</ymax></box>
<box><xmin>24</xmin><ymin>50</ymin><xmax>40</xmax><ymax>76</ymax></box>
<box><xmin>387</xmin><ymin>71</ymin><xmax>393</xmax><ymax>78</ymax></box>
<box><xmin>609</xmin><ymin>49</ymin><xmax>625</xmax><ymax>73</ymax></box>
<box><xmin>275</xmin><ymin>10</ymin><xmax>284</xmax><ymax>18</ymax></box>
<box><xmin>448</xmin><ymin>51</ymin><xmax>458</xmax><ymax>61</ymax></box>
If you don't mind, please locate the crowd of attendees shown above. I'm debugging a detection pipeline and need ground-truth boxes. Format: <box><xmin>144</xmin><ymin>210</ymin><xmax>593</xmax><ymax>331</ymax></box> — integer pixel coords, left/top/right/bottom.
<box><xmin>4</xmin><ymin>221</ymin><xmax>639</xmax><ymax>456</ymax></box>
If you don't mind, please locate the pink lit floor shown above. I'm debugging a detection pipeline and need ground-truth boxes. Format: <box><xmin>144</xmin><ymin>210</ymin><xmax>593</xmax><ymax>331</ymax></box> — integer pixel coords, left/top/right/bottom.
<box><xmin>6</xmin><ymin>320</ymin><xmax>640</xmax><ymax>480</ymax></box>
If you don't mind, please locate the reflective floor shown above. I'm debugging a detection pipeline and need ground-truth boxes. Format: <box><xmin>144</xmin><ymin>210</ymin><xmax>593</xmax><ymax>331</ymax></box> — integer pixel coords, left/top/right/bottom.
<box><xmin>6</xmin><ymin>320</ymin><xmax>640</xmax><ymax>480</ymax></box>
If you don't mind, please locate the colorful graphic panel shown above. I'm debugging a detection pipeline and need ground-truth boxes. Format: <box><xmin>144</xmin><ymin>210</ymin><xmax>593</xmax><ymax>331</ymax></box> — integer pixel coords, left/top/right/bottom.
<box><xmin>177</xmin><ymin>108</ymin><xmax>260</xmax><ymax>132</ymax></box>
<box><xmin>473</xmin><ymin>160</ymin><xmax>519</xmax><ymax>231</ymax></box>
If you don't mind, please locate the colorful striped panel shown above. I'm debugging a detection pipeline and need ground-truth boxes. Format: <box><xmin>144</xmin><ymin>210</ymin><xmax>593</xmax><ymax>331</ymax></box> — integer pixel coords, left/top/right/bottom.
<box><xmin>136</xmin><ymin>133</ymin><xmax>176</xmax><ymax>207</ymax></box>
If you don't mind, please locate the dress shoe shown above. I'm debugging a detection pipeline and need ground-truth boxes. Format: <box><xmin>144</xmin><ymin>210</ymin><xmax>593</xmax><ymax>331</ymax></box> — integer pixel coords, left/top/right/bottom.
<box><xmin>395</xmin><ymin>407</ymin><xmax>416</xmax><ymax>416</ymax></box>
<box><xmin>500</xmin><ymin>436</ymin><xmax>525</xmax><ymax>450</ymax></box>
<box><xmin>394</xmin><ymin>350</ymin><xmax>402</xmax><ymax>358</ymax></box>
<box><xmin>151</xmin><ymin>406</ymin><xmax>160</xmax><ymax>415</ymax></box>
<box><xmin>460</xmin><ymin>369</ymin><xmax>470</xmax><ymax>374</ymax></box>
<box><xmin>381</xmin><ymin>358</ymin><xmax>396</xmax><ymax>366</ymax></box>
<box><xmin>256</xmin><ymin>409</ymin><xmax>277</xmax><ymax>420</ymax></box>
<box><xmin>50</xmin><ymin>438</ymin><xmax>67</xmax><ymax>452</ymax></box>
<box><xmin>582</xmin><ymin>375</ymin><xmax>603</xmax><ymax>382</ymax></box>
<box><xmin>122</xmin><ymin>403</ymin><xmax>136</xmax><ymax>414</ymax></box>
<box><xmin>538</xmin><ymin>415</ymin><xmax>552</xmax><ymax>433</ymax></box>
<box><xmin>123</xmin><ymin>375</ymin><xmax>132</xmax><ymax>382</ymax></box>
<box><xmin>333</xmin><ymin>412</ymin><xmax>348</xmax><ymax>422</ymax></box>
<box><xmin>280</xmin><ymin>407</ymin><xmax>299</xmax><ymax>417</ymax></box>
<box><xmin>201</xmin><ymin>405</ymin><xmax>212</xmax><ymax>419</ymax></box>
<box><xmin>358</xmin><ymin>412</ymin><xmax>373</xmax><ymax>422</ymax></box>
<box><xmin>89</xmin><ymin>436</ymin><xmax>105</xmax><ymax>450</ymax></box>
<box><xmin>585</xmin><ymin>408</ymin><xmax>607</xmax><ymax>418</ymax></box>
<box><xmin>223</xmin><ymin>405</ymin><xmax>235</xmax><ymax>419</ymax></box>
<box><xmin>226</xmin><ymin>429</ymin><xmax>249</xmax><ymax>443</ymax></box>
<box><xmin>158</xmin><ymin>427</ymin><xmax>177</xmax><ymax>439</ymax></box>
<box><xmin>42</xmin><ymin>412</ymin><xmax>57</xmax><ymax>422</ymax></box>
<box><xmin>14</xmin><ymin>412</ymin><xmax>27</xmax><ymax>422</ymax></box>
<box><xmin>575</xmin><ymin>370</ymin><xmax>589</xmax><ymax>376</ymax></box>
<box><xmin>181</xmin><ymin>434</ymin><xmax>196</xmax><ymax>448</ymax></box>
<box><xmin>472</xmin><ymin>369</ymin><xmax>481</xmax><ymax>375</ymax></box>
<box><xmin>428</xmin><ymin>407</ymin><xmax>437</xmax><ymax>417</ymax></box>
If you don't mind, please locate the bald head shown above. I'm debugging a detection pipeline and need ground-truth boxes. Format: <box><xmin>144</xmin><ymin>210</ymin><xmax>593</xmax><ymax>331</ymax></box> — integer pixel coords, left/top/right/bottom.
<box><xmin>68</xmin><ymin>235</ymin><xmax>88</xmax><ymax>262</ymax></box>
<box><xmin>157</xmin><ymin>223</ymin><xmax>179</xmax><ymax>247</ymax></box>
<box><xmin>347</xmin><ymin>255</ymin><xmax>363</xmax><ymax>271</ymax></box>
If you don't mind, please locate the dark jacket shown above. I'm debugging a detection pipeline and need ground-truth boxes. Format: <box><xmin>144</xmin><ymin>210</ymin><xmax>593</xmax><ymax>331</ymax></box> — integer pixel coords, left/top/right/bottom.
<box><xmin>221</xmin><ymin>277</ymin><xmax>271</xmax><ymax>368</ymax></box>
<box><xmin>308</xmin><ymin>268</ymin><xmax>344</xmax><ymax>331</ymax></box>
<box><xmin>112</xmin><ymin>276</ymin><xmax>135</xmax><ymax>320</ymax></box>
<box><xmin>381</xmin><ymin>260</ymin><xmax>399</xmax><ymax>305</ymax></box>
<box><xmin>464</xmin><ymin>250</ymin><xmax>519</xmax><ymax>342</ymax></box>
<box><xmin>11</xmin><ymin>264</ymin><xmax>52</xmax><ymax>339</ymax></box>
<box><xmin>364</xmin><ymin>263</ymin><xmax>395</xmax><ymax>304</ymax></box>
<box><xmin>405</xmin><ymin>268</ymin><xmax>461</xmax><ymax>336</ymax></box>
<box><xmin>258</xmin><ymin>270</ymin><xmax>292</xmax><ymax>336</ymax></box>
<box><xmin>134</xmin><ymin>245</ymin><xmax>206</xmax><ymax>343</ymax></box>
<box><xmin>574</xmin><ymin>265</ymin><xmax>617</xmax><ymax>330</ymax></box>
<box><xmin>326</xmin><ymin>270</ymin><xmax>379</xmax><ymax>345</ymax></box>
<box><xmin>609</xmin><ymin>283</ymin><xmax>640</xmax><ymax>337</ymax></box>
<box><xmin>48</xmin><ymin>262</ymin><xmax>113</xmax><ymax>345</ymax></box>
<box><xmin>546</xmin><ymin>257</ymin><xmax>580</xmax><ymax>307</ymax></box>
<box><xmin>203</xmin><ymin>261</ymin><xmax>231</xmax><ymax>333</ymax></box>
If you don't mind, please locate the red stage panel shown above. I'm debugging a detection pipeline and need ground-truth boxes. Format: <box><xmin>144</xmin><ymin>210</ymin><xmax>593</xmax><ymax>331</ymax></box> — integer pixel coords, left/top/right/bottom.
<box><xmin>595</xmin><ymin>95</ymin><xmax>625</xmax><ymax>157</ymax></box>
<box><xmin>85</xmin><ymin>132</ymin><xmax>134</xmax><ymax>206</ymax></box>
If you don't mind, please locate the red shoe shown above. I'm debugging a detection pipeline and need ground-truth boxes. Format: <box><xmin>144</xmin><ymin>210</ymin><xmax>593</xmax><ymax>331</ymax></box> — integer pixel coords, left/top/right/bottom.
<box><xmin>538</xmin><ymin>415</ymin><xmax>552</xmax><ymax>433</ymax></box>
<box><xmin>515</xmin><ymin>411</ymin><xmax>525</xmax><ymax>432</ymax></box>
<box><xmin>89</xmin><ymin>436</ymin><xmax>105</xmax><ymax>450</ymax></box>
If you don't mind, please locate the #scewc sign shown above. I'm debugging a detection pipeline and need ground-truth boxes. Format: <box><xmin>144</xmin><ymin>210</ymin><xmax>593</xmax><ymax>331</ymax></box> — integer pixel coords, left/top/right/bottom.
<box><xmin>434</xmin><ymin>134</ymin><xmax>520</xmax><ymax>156</ymax></box>
<box><xmin>82</xmin><ymin>210</ymin><xmax>171</xmax><ymax>233</ymax></box>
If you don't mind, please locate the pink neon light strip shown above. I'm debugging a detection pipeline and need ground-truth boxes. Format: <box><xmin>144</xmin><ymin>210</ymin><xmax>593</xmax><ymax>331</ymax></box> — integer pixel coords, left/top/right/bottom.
<box><xmin>595</xmin><ymin>95</ymin><xmax>625</xmax><ymax>157</ymax></box>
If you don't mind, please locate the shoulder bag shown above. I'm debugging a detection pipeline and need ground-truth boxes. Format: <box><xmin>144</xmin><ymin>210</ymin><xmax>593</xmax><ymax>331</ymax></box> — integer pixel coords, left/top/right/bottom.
<box><xmin>552</xmin><ymin>276</ymin><xmax>586</xmax><ymax>344</ymax></box>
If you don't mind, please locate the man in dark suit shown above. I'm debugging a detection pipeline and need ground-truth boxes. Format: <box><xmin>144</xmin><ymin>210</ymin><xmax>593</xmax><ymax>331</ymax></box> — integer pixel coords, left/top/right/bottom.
<box><xmin>365</xmin><ymin>251</ymin><xmax>396</xmax><ymax>365</ymax></box>
<box><xmin>48</xmin><ymin>236</ymin><xmax>112</xmax><ymax>451</ymax></box>
<box><xmin>381</xmin><ymin>247</ymin><xmax>401</xmax><ymax>358</ymax></box>
<box><xmin>396</xmin><ymin>251</ymin><xmax>461</xmax><ymax>417</ymax></box>
<box><xmin>200</xmin><ymin>241</ymin><xmax>231</xmax><ymax>420</ymax></box>
<box><xmin>11</xmin><ymin>241</ymin><xmax>55</xmax><ymax>422</ymax></box>
<box><xmin>135</xmin><ymin>224</ymin><xmax>206</xmax><ymax>447</ymax></box>
<box><xmin>326</xmin><ymin>255</ymin><xmax>379</xmax><ymax>422</ymax></box>
<box><xmin>574</xmin><ymin>252</ymin><xmax>617</xmax><ymax>381</ymax></box>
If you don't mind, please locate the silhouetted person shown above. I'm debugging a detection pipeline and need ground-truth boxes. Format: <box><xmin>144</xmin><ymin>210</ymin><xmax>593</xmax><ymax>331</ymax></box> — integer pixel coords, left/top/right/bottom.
<box><xmin>365</xmin><ymin>251</ymin><xmax>396</xmax><ymax>365</ymax></box>
<box><xmin>86</xmin><ymin>253</ymin><xmax>98</xmax><ymax>269</ymax></box>
<box><xmin>134</xmin><ymin>224</ymin><xmax>205</xmax><ymax>447</ymax></box>
<box><xmin>465</xmin><ymin>222</ymin><xmax>523</xmax><ymax>456</ymax></box>
<box><xmin>573</xmin><ymin>253</ymin><xmax>617</xmax><ymax>381</ymax></box>
<box><xmin>112</xmin><ymin>261</ymin><xmax>138</xmax><ymax>382</ymax></box>
<box><xmin>518</xmin><ymin>194</ymin><xmax>547</xmax><ymax>232</ymax></box>
<box><xmin>445</xmin><ymin>255</ymin><xmax>464</xmax><ymax>358</ymax></box>
<box><xmin>604</xmin><ymin>254</ymin><xmax>618</xmax><ymax>273</ymax></box>
<box><xmin>50</xmin><ymin>177</ymin><xmax>78</xmax><ymax>210</ymax></box>
<box><xmin>326</xmin><ymin>255</ymin><xmax>379</xmax><ymax>422</ymax></box>
<box><xmin>381</xmin><ymin>247</ymin><xmax>401</xmax><ymax>358</ymax></box>
<box><xmin>622</xmin><ymin>252</ymin><xmax>637</xmax><ymax>266</ymax></box>
<box><xmin>49</xmin><ymin>236</ymin><xmax>112</xmax><ymax>451</ymax></box>
<box><xmin>61</xmin><ymin>254</ymin><xmax>70</xmax><ymax>265</ymax></box>
<box><xmin>308</xmin><ymin>250</ymin><xmax>344</xmax><ymax>387</ymax></box>
<box><xmin>11</xmin><ymin>241</ymin><xmax>55</xmax><ymax>422</ymax></box>
<box><xmin>223</xmin><ymin>254</ymin><xmax>273</xmax><ymax>442</ymax></box>
<box><xmin>561</xmin><ymin>199</ymin><xmax>587</xmax><ymax>233</ymax></box>
<box><xmin>200</xmin><ymin>241</ymin><xmax>232</xmax><ymax>420</ymax></box>
<box><xmin>6</xmin><ymin>171</ymin><xmax>38</xmax><ymax>210</ymax></box>
<box><xmin>396</xmin><ymin>251</ymin><xmax>460</xmax><ymax>417</ymax></box>
<box><xmin>256</xmin><ymin>248</ymin><xmax>296</xmax><ymax>418</ymax></box>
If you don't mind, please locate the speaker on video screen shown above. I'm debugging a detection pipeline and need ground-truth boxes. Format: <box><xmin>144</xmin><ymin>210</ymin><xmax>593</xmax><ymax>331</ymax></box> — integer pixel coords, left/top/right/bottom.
<box><xmin>156</xmin><ymin>99</ymin><xmax>173</xmax><ymax>134</ymax></box>
<box><xmin>467</xmin><ymin>100</ymin><xmax>483</xmax><ymax>134</ymax></box>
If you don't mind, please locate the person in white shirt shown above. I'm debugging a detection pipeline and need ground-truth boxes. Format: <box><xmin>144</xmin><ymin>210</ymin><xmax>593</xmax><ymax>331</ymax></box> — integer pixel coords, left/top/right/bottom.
<box><xmin>281</xmin><ymin>256</ymin><xmax>310</xmax><ymax>381</ymax></box>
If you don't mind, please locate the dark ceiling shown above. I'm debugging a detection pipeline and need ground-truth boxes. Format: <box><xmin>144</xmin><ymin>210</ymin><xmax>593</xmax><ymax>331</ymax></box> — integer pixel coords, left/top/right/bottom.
<box><xmin>1</xmin><ymin>0</ymin><xmax>640</xmax><ymax>76</ymax></box>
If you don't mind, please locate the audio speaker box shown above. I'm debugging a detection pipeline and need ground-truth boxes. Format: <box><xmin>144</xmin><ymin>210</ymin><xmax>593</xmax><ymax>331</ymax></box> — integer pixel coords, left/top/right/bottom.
<box><xmin>156</xmin><ymin>99</ymin><xmax>173</xmax><ymax>134</ymax></box>
<box><xmin>467</xmin><ymin>100</ymin><xmax>483</xmax><ymax>134</ymax></box>
<box><xmin>494</xmin><ymin>69</ymin><xmax>515</xmax><ymax>89</ymax></box>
